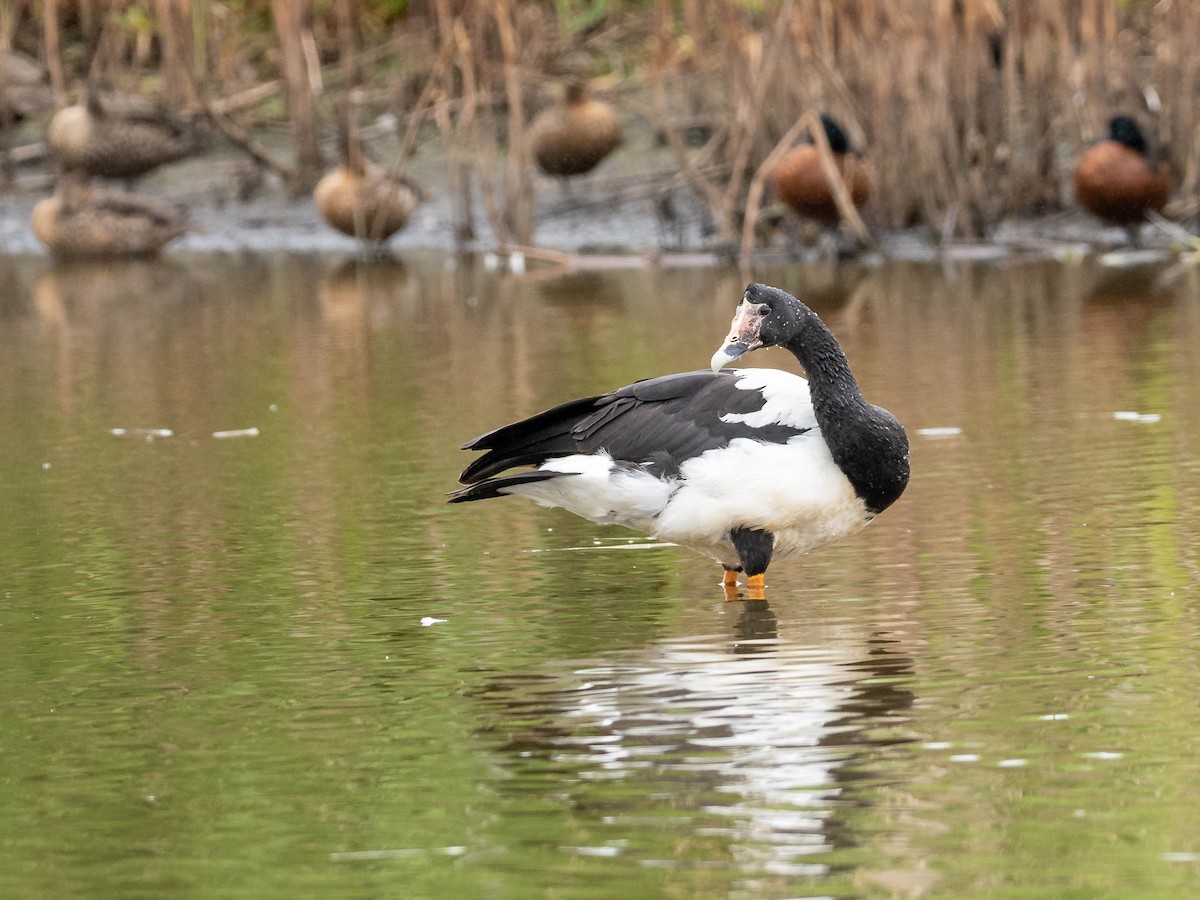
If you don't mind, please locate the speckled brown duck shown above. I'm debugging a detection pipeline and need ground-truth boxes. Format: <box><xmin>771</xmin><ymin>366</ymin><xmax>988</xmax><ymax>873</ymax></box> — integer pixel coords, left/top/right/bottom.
<box><xmin>313</xmin><ymin>120</ymin><xmax>421</xmax><ymax>246</ymax></box>
<box><xmin>0</xmin><ymin>50</ymin><xmax>54</xmax><ymax>124</ymax></box>
<box><xmin>530</xmin><ymin>82</ymin><xmax>622</xmax><ymax>178</ymax></box>
<box><xmin>45</xmin><ymin>85</ymin><xmax>205</xmax><ymax>181</ymax></box>
<box><xmin>1074</xmin><ymin>115</ymin><xmax>1172</xmax><ymax>242</ymax></box>
<box><xmin>772</xmin><ymin>114</ymin><xmax>870</xmax><ymax>227</ymax></box>
<box><xmin>31</xmin><ymin>175</ymin><xmax>191</xmax><ymax>258</ymax></box>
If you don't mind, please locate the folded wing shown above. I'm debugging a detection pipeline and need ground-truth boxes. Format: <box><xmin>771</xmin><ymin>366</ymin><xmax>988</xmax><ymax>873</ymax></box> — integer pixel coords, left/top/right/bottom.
<box><xmin>458</xmin><ymin>370</ymin><xmax>812</xmax><ymax>487</ymax></box>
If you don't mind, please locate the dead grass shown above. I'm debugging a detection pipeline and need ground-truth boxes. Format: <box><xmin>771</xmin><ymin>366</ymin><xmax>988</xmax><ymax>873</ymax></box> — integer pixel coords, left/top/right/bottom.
<box><xmin>9</xmin><ymin>1</ymin><xmax>1198</xmax><ymax>246</ymax></box>
<box><xmin>643</xmin><ymin>0</ymin><xmax>1200</xmax><ymax>242</ymax></box>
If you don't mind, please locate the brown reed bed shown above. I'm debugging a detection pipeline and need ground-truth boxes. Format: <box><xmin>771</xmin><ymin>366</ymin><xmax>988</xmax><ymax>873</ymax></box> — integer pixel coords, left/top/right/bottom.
<box><xmin>3</xmin><ymin>1</ymin><xmax>1197</xmax><ymax>250</ymax></box>
<box><xmin>645</xmin><ymin>0</ymin><xmax>1199</xmax><ymax>244</ymax></box>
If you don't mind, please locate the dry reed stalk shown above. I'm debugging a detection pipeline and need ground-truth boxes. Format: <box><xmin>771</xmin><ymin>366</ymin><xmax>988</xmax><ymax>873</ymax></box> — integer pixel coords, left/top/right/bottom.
<box><xmin>300</xmin><ymin>28</ymin><xmax>321</xmax><ymax>95</ymax></box>
<box><xmin>492</xmin><ymin>0</ymin><xmax>535</xmax><ymax>246</ymax></box>
<box><xmin>739</xmin><ymin>115</ymin><xmax>810</xmax><ymax>267</ymax></box>
<box><xmin>651</xmin><ymin>0</ymin><xmax>807</xmax><ymax>246</ymax></box>
<box><xmin>646</xmin><ymin>0</ymin><xmax>1199</xmax><ymax>244</ymax></box>
<box><xmin>332</xmin><ymin>0</ymin><xmax>378</xmax><ymax>244</ymax></box>
<box><xmin>429</xmin><ymin>0</ymin><xmax>547</xmax><ymax>248</ymax></box>
<box><xmin>0</xmin><ymin>0</ymin><xmax>17</xmax><ymax>51</ymax></box>
<box><xmin>41</xmin><ymin>0</ymin><xmax>66</xmax><ymax>102</ymax></box>
<box><xmin>9</xmin><ymin>0</ymin><xmax>1197</xmax><ymax>242</ymax></box>
<box><xmin>155</xmin><ymin>0</ymin><xmax>196</xmax><ymax>107</ymax></box>
<box><xmin>805</xmin><ymin>108</ymin><xmax>871</xmax><ymax>243</ymax></box>
<box><xmin>270</xmin><ymin>0</ymin><xmax>322</xmax><ymax>193</ymax></box>
<box><xmin>433</xmin><ymin>0</ymin><xmax>484</xmax><ymax>243</ymax></box>
<box><xmin>1151</xmin><ymin>1</ymin><xmax>1199</xmax><ymax>200</ymax></box>
<box><xmin>722</xmin><ymin>1</ymin><xmax>794</xmax><ymax>228</ymax></box>
<box><xmin>447</xmin><ymin>16</ymin><xmax>480</xmax><ymax>243</ymax></box>
<box><xmin>208</xmin><ymin>80</ymin><xmax>283</xmax><ymax>116</ymax></box>
<box><xmin>205</xmin><ymin>101</ymin><xmax>295</xmax><ymax>182</ymax></box>
<box><xmin>392</xmin><ymin>30</ymin><xmax>454</xmax><ymax>164</ymax></box>
<box><xmin>334</xmin><ymin>0</ymin><xmax>359</xmax><ymax>93</ymax></box>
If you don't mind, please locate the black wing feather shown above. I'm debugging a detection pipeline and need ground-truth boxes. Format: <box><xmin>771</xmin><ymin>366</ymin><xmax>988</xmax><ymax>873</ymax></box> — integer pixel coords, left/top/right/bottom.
<box><xmin>447</xmin><ymin>471</ymin><xmax>571</xmax><ymax>503</ymax></box>
<box><xmin>458</xmin><ymin>370</ymin><xmax>809</xmax><ymax>485</ymax></box>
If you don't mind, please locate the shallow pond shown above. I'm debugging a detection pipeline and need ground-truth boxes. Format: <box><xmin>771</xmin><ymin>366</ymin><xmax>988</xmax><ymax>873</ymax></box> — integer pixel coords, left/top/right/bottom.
<box><xmin>2</xmin><ymin>250</ymin><xmax>1199</xmax><ymax>898</ymax></box>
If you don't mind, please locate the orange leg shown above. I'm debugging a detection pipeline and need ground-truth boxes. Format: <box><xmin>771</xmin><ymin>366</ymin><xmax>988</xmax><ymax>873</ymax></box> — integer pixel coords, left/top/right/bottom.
<box><xmin>746</xmin><ymin>573</ymin><xmax>766</xmax><ymax>601</ymax></box>
<box><xmin>722</xmin><ymin>568</ymin><xmax>741</xmax><ymax>602</ymax></box>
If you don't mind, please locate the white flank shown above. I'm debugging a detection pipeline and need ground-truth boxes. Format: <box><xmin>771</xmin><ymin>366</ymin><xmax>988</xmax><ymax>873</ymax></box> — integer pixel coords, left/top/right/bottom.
<box><xmin>498</xmin><ymin>368</ymin><xmax>870</xmax><ymax>569</ymax></box>
<box><xmin>502</xmin><ymin>452</ymin><xmax>674</xmax><ymax>530</ymax></box>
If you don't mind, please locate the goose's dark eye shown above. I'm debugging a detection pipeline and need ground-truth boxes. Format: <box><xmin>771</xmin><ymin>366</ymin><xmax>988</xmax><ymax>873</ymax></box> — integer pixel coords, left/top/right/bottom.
<box><xmin>759</xmin><ymin>305</ymin><xmax>771</xmax><ymax>316</ymax></box>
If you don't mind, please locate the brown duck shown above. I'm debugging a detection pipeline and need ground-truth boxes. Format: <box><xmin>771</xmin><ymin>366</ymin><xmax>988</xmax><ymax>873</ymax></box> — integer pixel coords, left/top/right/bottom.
<box><xmin>45</xmin><ymin>86</ymin><xmax>205</xmax><ymax>181</ymax></box>
<box><xmin>772</xmin><ymin>114</ymin><xmax>870</xmax><ymax>226</ymax></box>
<box><xmin>1074</xmin><ymin>115</ymin><xmax>1172</xmax><ymax>242</ymax></box>
<box><xmin>31</xmin><ymin>175</ymin><xmax>191</xmax><ymax>258</ymax></box>
<box><xmin>530</xmin><ymin>82</ymin><xmax>622</xmax><ymax>178</ymax></box>
<box><xmin>0</xmin><ymin>50</ymin><xmax>54</xmax><ymax>124</ymax></box>
<box><xmin>313</xmin><ymin>121</ymin><xmax>421</xmax><ymax>246</ymax></box>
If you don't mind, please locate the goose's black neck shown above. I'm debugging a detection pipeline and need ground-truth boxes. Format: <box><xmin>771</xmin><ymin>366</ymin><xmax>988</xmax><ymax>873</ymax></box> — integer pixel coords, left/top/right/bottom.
<box><xmin>784</xmin><ymin>311</ymin><xmax>866</xmax><ymax>438</ymax></box>
<box><xmin>783</xmin><ymin>308</ymin><xmax>909</xmax><ymax>514</ymax></box>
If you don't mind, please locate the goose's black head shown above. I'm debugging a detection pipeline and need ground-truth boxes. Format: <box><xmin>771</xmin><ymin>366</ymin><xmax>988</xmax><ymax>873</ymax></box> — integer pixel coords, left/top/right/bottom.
<box><xmin>711</xmin><ymin>283</ymin><xmax>806</xmax><ymax>371</ymax></box>
<box><xmin>711</xmin><ymin>283</ymin><xmax>909</xmax><ymax>515</ymax></box>
<box><xmin>1108</xmin><ymin>116</ymin><xmax>1148</xmax><ymax>155</ymax></box>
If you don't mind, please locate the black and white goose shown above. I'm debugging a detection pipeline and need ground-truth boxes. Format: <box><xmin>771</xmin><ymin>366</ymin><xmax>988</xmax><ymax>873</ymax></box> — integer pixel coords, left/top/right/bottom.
<box><xmin>450</xmin><ymin>283</ymin><xmax>909</xmax><ymax>597</ymax></box>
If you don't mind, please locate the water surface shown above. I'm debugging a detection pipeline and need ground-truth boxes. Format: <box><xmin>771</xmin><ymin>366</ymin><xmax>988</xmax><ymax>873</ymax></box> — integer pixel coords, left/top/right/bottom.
<box><xmin>2</xmin><ymin>251</ymin><xmax>1198</xmax><ymax>898</ymax></box>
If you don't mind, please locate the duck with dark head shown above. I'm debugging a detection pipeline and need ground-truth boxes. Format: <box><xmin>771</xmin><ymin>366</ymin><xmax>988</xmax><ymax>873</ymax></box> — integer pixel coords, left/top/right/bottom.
<box><xmin>530</xmin><ymin>81</ymin><xmax>622</xmax><ymax>180</ymax></box>
<box><xmin>772</xmin><ymin>114</ymin><xmax>871</xmax><ymax>229</ymax></box>
<box><xmin>1074</xmin><ymin>115</ymin><xmax>1173</xmax><ymax>245</ymax></box>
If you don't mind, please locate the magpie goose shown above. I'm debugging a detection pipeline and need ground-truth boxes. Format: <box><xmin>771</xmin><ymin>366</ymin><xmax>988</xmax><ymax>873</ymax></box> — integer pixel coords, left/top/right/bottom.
<box><xmin>450</xmin><ymin>283</ymin><xmax>909</xmax><ymax>597</ymax></box>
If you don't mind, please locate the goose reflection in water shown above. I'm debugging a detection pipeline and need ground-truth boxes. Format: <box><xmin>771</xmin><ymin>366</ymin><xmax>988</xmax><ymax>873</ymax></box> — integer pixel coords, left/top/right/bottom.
<box><xmin>471</xmin><ymin>613</ymin><xmax>915</xmax><ymax>887</ymax></box>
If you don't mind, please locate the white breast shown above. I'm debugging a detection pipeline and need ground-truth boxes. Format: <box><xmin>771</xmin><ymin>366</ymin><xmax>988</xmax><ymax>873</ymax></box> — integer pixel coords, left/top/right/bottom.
<box><xmin>654</xmin><ymin>432</ymin><xmax>870</xmax><ymax>566</ymax></box>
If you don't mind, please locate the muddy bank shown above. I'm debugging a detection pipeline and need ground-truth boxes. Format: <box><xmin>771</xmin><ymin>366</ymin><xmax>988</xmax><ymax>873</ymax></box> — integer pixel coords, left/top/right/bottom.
<box><xmin>0</xmin><ymin>141</ymin><xmax>1186</xmax><ymax>264</ymax></box>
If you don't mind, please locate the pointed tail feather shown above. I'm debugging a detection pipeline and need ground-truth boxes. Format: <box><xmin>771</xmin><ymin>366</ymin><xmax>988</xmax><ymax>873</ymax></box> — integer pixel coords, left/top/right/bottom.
<box><xmin>447</xmin><ymin>470</ymin><xmax>576</xmax><ymax>503</ymax></box>
<box><xmin>458</xmin><ymin>395</ymin><xmax>605</xmax><ymax>483</ymax></box>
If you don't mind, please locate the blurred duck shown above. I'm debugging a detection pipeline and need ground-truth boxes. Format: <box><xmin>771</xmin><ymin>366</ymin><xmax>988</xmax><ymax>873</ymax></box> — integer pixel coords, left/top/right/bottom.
<box><xmin>45</xmin><ymin>85</ymin><xmax>205</xmax><ymax>181</ymax></box>
<box><xmin>31</xmin><ymin>175</ymin><xmax>190</xmax><ymax>258</ymax></box>
<box><xmin>313</xmin><ymin>117</ymin><xmax>421</xmax><ymax>249</ymax></box>
<box><xmin>530</xmin><ymin>81</ymin><xmax>622</xmax><ymax>179</ymax></box>
<box><xmin>1074</xmin><ymin>115</ymin><xmax>1172</xmax><ymax>243</ymax></box>
<box><xmin>0</xmin><ymin>50</ymin><xmax>54</xmax><ymax>124</ymax></box>
<box><xmin>772</xmin><ymin>114</ymin><xmax>870</xmax><ymax>227</ymax></box>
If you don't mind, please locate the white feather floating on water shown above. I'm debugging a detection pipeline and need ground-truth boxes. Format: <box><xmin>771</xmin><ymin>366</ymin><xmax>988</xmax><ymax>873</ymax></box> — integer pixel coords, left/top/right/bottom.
<box><xmin>916</xmin><ymin>427</ymin><xmax>963</xmax><ymax>439</ymax></box>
